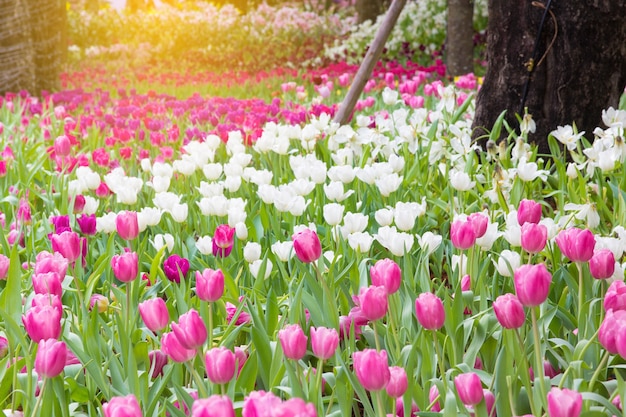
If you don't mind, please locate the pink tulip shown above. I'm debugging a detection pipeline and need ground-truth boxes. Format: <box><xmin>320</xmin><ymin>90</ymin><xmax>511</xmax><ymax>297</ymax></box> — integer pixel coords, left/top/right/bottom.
<box><xmin>171</xmin><ymin>309</ymin><xmax>207</xmax><ymax>350</ymax></box>
<box><xmin>396</xmin><ymin>397</ymin><xmax>419</xmax><ymax>417</ymax></box>
<box><xmin>370</xmin><ymin>258</ymin><xmax>402</xmax><ymax>294</ymax></box>
<box><xmin>54</xmin><ymin>135</ymin><xmax>71</xmax><ymax>157</ymax></box>
<box><xmin>555</xmin><ymin>227</ymin><xmax>595</xmax><ymax>263</ymax></box>
<box><xmin>116</xmin><ymin>211</ymin><xmax>139</xmax><ymax>241</ymax></box>
<box><xmin>111</xmin><ymin>250</ymin><xmax>138</xmax><ymax>282</ymax></box>
<box><xmin>310</xmin><ymin>326</ymin><xmax>339</xmax><ymax>360</ymax></box>
<box><xmin>89</xmin><ymin>294</ymin><xmax>109</xmax><ymax>313</ymax></box>
<box><xmin>520</xmin><ymin>222</ymin><xmax>548</xmax><ymax>253</ymax></box>
<box><xmin>195</xmin><ymin>268</ymin><xmax>225</xmax><ymax>302</ymax></box>
<box><xmin>517</xmin><ymin>199</ymin><xmax>542</xmax><ymax>225</ymax></box>
<box><xmin>34</xmin><ymin>251</ymin><xmax>68</xmax><ymax>278</ymax></box>
<box><xmin>429</xmin><ymin>385</ymin><xmax>441</xmax><ymax>412</ymax></box>
<box><xmin>50</xmin><ymin>215</ymin><xmax>71</xmax><ymax>234</ymax></box>
<box><xmin>468</xmin><ymin>212</ymin><xmax>488</xmax><ymax>239</ymax></box>
<box><xmin>589</xmin><ymin>249</ymin><xmax>615</xmax><ymax>279</ymax></box>
<box><xmin>103</xmin><ymin>394</ymin><xmax>143</xmax><ymax>417</ymax></box>
<box><xmin>31</xmin><ymin>293</ymin><xmax>63</xmax><ymax>314</ymax></box>
<box><xmin>278</xmin><ymin>324</ymin><xmax>308</xmax><ymax>361</ymax></box>
<box><xmin>454</xmin><ymin>372</ymin><xmax>484</xmax><ymax>406</ymax></box>
<box><xmin>358</xmin><ymin>285</ymin><xmax>388</xmax><ymax>321</ymax></box>
<box><xmin>483</xmin><ymin>389</ymin><xmax>495</xmax><ymax>416</ymax></box>
<box><xmin>138</xmin><ymin>298</ymin><xmax>169</xmax><ymax>332</ymax></box>
<box><xmin>192</xmin><ymin>395</ymin><xmax>235</xmax><ymax>417</ymax></box>
<box><xmin>32</xmin><ymin>271</ymin><xmax>63</xmax><ymax>298</ymax></box>
<box><xmin>386</xmin><ymin>366</ymin><xmax>408</xmax><ymax>398</ymax></box>
<box><xmin>205</xmin><ymin>346</ymin><xmax>236</xmax><ymax>384</ymax></box>
<box><xmin>0</xmin><ymin>254</ymin><xmax>9</xmax><ymax>280</ymax></box>
<box><xmin>450</xmin><ymin>219</ymin><xmax>477</xmax><ymax>250</ymax></box>
<box><xmin>292</xmin><ymin>228</ymin><xmax>322</xmax><ymax>263</ymax></box>
<box><xmin>242</xmin><ymin>391</ymin><xmax>282</xmax><ymax>417</ymax></box>
<box><xmin>415</xmin><ymin>292</ymin><xmax>445</xmax><ymax>330</ymax></box>
<box><xmin>547</xmin><ymin>387</ymin><xmax>582</xmax><ymax>417</ymax></box>
<box><xmin>163</xmin><ymin>254</ymin><xmax>189</xmax><ymax>283</ymax></box>
<box><xmin>212</xmin><ymin>224</ymin><xmax>235</xmax><ymax>258</ymax></box>
<box><xmin>514</xmin><ymin>263</ymin><xmax>552</xmax><ymax>307</ymax></box>
<box><xmin>605</xmin><ymin>280</ymin><xmax>626</xmax><ymax>312</ymax></box>
<box><xmin>278</xmin><ymin>398</ymin><xmax>317</xmax><ymax>417</ymax></box>
<box><xmin>0</xmin><ymin>336</ymin><xmax>8</xmax><ymax>358</ymax></box>
<box><xmin>493</xmin><ymin>293</ymin><xmax>525</xmax><ymax>329</ymax></box>
<box><xmin>148</xmin><ymin>349</ymin><xmax>168</xmax><ymax>378</ymax></box>
<box><xmin>50</xmin><ymin>231</ymin><xmax>82</xmax><ymax>263</ymax></box>
<box><xmin>598</xmin><ymin>309</ymin><xmax>626</xmax><ymax>354</ymax></box>
<box><xmin>353</xmin><ymin>349</ymin><xmax>390</xmax><ymax>391</ymax></box>
<box><xmin>161</xmin><ymin>331</ymin><xmax>197</xmax><ymax>363</ymax></box>
<box><xmin>22</xmin><ymin>305</ymin><xmax>62</xmax><ymax>342</ymax></box>
<box><xmin>235</xmin><ymin>346</ymin><xmax>248</xmax><ymax>375</ymax></box>
<box><xmin>35</xmin><ymin>338</ymin><xmax>67</xmax><ymax>378</ymax></box>
<box><xmin>77</xmin><ymin>214</ymin><xmax>97</xmax><ymax>235</ymax></box>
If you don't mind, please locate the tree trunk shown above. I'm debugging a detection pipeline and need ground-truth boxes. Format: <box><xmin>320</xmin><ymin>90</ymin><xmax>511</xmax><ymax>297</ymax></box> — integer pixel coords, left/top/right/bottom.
<box><xmin>0</xmin><ymin>0</ymin><xmax>36</xmax><ymax>95</ymax></box>
<box><xmin>446</xmin><ymin>0</ymin><xmax>474</xmax><ymax>76</ymax></box>
<box><xmin>473</xmin><ymin>1</ymin><xmax>626</xmax><ymax>155</ymax></box>
<box><xmin>356</xmin><ymin>0</ymin><xmax>390</xmax><ymax>24</ymax></box>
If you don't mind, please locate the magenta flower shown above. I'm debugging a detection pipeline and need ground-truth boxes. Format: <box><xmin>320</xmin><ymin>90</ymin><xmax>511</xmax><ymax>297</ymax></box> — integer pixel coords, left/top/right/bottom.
<box><xmin>163</xmin><ymin>254</ymin><xmax>189</xmax><ymax>283</ymax></box>
<box><xmin>520</xmin><ymin>222</ymin><xmax>547</xmax><ymax>254</ymax></box>
<box><xmin>35</xmin><ymin>338</ymin><xmax>67</xmax><ymax>379</ymax></box>
<box><xmin>605</xmin><ymin>280</ymin><xmax>626</xmax><ymax>312</ymax></box>
<box><xmin>111</xmin><ymin>250</ymin><xmax>139</xmax><ymax>282</ymax></box>
<box><xmin>450</xmin><ymin>219</ymin><xmax>477</xmax><ymax>250</ymax></box>
<box><xmin>493</xmin><ymin>293</ymin><xmax>525</xmax><ymax>329</ymax></box>
<box><xmin>171</xmin><ymin>309</ymin><xmax>207</xmax><ymax>350</ymax></box>
<box><xmin>50</xmin><ymin>230</ymin><xmax>82</xmax><ymax>263</ymax></box>
<box><xmin>102</xmin><ymin>394</ymin><xmax>142</xmax><ymax>417</ymax></box>
<box><xmin>514</xmin><ymin>263</ymin><xmax>552</xmax><ymax>307</ymax></box>
<box><xmin>138</xmin><ymin>298</ymin><xmax>170</xmax><ymax>333</ymax></box>
<box><xmin>353</xmin><ymin>349</ymin><xmax>391</xmax><ymax>391</ymax></box>
<box><xmin>454</xmin><ymin>372</ymin><xmax>484</xmax><ymax>406</ymax></box>
<box><xmin>547</xmin><ymin>387</ymin><xmax>582</xmax><ymax>417</ymax></box>
<box><xmin>386</xmin><ymin>366</ymin><xmax>408</xmax><ymax>398</ymax></box>
<box><xmin>517</xmin><ymin>199</ymin><xmax>542</xmax><ymax>225</ymax></box>
<box><xmin>415</xmin><ymin>292</ymin><xmax>445</xmax><ymax>330</ymax></box>
<box><xmin>22</xmin><ymin>305</ymin><xmax>62</xmax><ymax>342</ymax></box>
<box><xmin>555</xmin><ymin>227</ymin><xmax>595</xmax><ymax>263</ymax></box>
<box><xmin>161</xmin><ymin>331</ymin><xmax>197</xmax><ymax>363</ymax></box>
<box><xmin>292</xmin><ymin>228</ymin><xmax>322</xmax><ymax>263</ymax></box>
<box><xmin>115</xmin><ymin>211</ymin><xmax>139</xmax><ymax>241</ymax></box>
<box><xmin>195</xmin><ymin>268</ymin><xmax>225</xmax><ymax>302</ymax></box>
<box><xmin>370</xmin><ymin>258</ymin><xmax>401</xmax><ymax>294</ymax></box>
<box><xmin>589</xmin><ymin>249</ymin><xmax>615</xmax><ymax>280</ymax></box>
<box><xmin>77</xmin><ymin>214</ymin><xmax>97</xmax><ymax>235</ymax></box>
<box><xmin>278</xmin><ymin>324</ymin><xmax>308</xmax><ymax>361</ymax></box>
<box><xmin>357</xmin><ymin>285</ymin><xmax>388</xmax><ymax>322</ymax></box>
<box><xmin>212</xmin><ymin>224</ymin><xmax>235</xmax><ymax>258</ymax></box>
<box><xmin>205</xmin><ymin>346</ymin><xmax>236</xmax><ymax>384</ymax></box>
<box><xmin>192</xmin><ymin>395</ymin><xmax>235</xmax><ymax>417</ymax></box>
<box><xmin>310</xmin><ymin>326</ymin><xmax>339</xmax><ymax>360</ymax></box>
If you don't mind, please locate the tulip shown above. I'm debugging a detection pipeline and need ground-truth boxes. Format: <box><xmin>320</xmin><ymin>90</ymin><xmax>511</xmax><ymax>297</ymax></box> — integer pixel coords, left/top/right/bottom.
<box><xmin>22</xmin><ymin>305</ymin><xmax>62</xmax><ymax>342</ymax></box>
<box><xmin>353</xmin><ymin>349</ymin><xmax>390</xmax><ymax>391</ymax></box>
<box><xmin>514</xmin><ymin>263</ymin><xmax>552</xmax><ymax>307</ymax></box>
<box><xmin>310</xmin><ymin>326</ymin><xmax>339</xmax><ymax>360</ymax></box>
<box><xmin>370</xmin><ymin>258</ymin><xmax>402</xmax><ymax>294</ymax></box>
<box><xmin>547</xmin><ymin>387</ymin><xmax>582</xmax><ymax>417</ymax></box>
<box><xmin>555</xmin><ymin>227</ymin><xmax>595</xmax><ymax>262</ymax></box>
<box><xmin>226</xmin><ymin>301</ymin><xmax>252</xmax><ymax>325</ymax></box>
<box><xmin>339</xmin><ymin>315</ymin><xmax>363</xmax><ymax>340</ymax></box>
<box><xmin>50</xmin><ymin>215</ymin><xmax>71</xmax><ymax>234</ymax></box>
<box><xmin>454</xmin><ymin>372</ymin><xmax>484</xmax><ymax>406</ymax></box>
<box><xmin>242</xmin><ymin>391</ymin><xmax>282</xmax><ymax>417</ymax></box>
<box><xmin>54</xmin><ymin>135</ymin><xmax>72</xmax><ymax>157</ymax></box>
<box><xmin>77</xmin><ymin>214</ymin><xmax>97</xmax><ymax>235</ymax></box>
<box><xmin>161</xmin><ymin>331</ymin><xmax>197</xmax><ymax>363</ymax></box>
<box><xmin>599</xmin><ymin>309</ymin><xmax>626</xmax><ymax>354</ymax></box>
<box><xmin>195</xmin><ymin>268</ymin><xmax>224</xmax><ymax>302</ymax></box>
<box><xmin>115</xmin><ymin>211</ymin><xmax>139</xmax><ymax>241</ymax></box>
<box><xmin>34</xmin><ymin>251</ymin><xmax>68</xmax><ymax>278</ymax></box>
<box><xmin>493</xmin><ymin>293</ymin><xmax>525</xmax><ymax>329</ymax></box>
<box><xmin>0</xmin><ymin>336</ymin><xmax>8</xmax><ymax>358</ymax></box>
<box><xmin>396</xmin><ymin>398</ymin><xmax>419</xmax><ymax>417</ymax></box>
<box><xmin>589</xmin><ymin>249</ymin><xmax>615</xmax><ymax>279</ymax></box>
<box><xmin>0</xmin><ymin>254</ymin><xmax>9</xmax><ymax>280</ymax></box>
<box><xmin>429</xmin><ymin>385</ymin><xmax>441</xmax><ymax>412</ymax></box>
<box><xmin>111</xmin><ymin>250</ymin><xmax>138</xmax><ymax>282</ymax></box>
<box><xmin>520</xmin><ymin>222</ymin><xmax>548</xmax><ymax>253</ymax></box>
<box><xmin>483</xmin><ymin>389</ymin><xmax>495</xmax><ymax>416</ymax></box>
<box><xmin>278</xmin><ymin>324</ymin><xmax>308</xmax><ymax>361</ymax></box>
<box><xmin>235</xmin><ymin>346</ymin><xmax>248</xmax><ymax>375</ymax></box>
<box><xmin>32</xmin><ymin>271</ymin><xmax>63</xmax><ymax>298</ymax></box>
<box><xmin>517</xmin><ymin>199</ymin><xmax>542</xmax><ymax>225</ymax></box>
<box><xmin>192</xmin><ymin>395</ymin><xmax>235</xmax><ymax>417</ymax></box>
<box><xmin>386</xmin><ymin>366</ymin><xmax>408</xmax><ymax>398</ymax></box>
<box><xmin>278</xmin><ymin>398</ymin><xmax>317</xmax><ymax>417</ymax></box>
<box><xmin>205</xmin><ymin>347</ymin><xmax>236</xmax><ymax>384</ymax></box>
<box><xmin>31</xmin><ymin>293</ymin><xmax>63</xmax><ymax>315</ymax></box>
<box><xmin>148</xmin><ymin>349</ymin><xmax>168</xmax><ymax>378</ymax></box>
<box><xmin>138</xmin><ymin>298</ymin><xmax>169</xmax><ymax>332</ymax></box>
<box><xmin>163</xmin><ymin>254</ymin><xmax>189</xmax><ymax>283</ymax></box>
<box><xmin>89</xmin><ymin>294</ymin><xmax>109</xmax><ymax>313</ymax></box>
<box><xmin>171</xmin><ymin>309</ymin><xmax>207</xmax><ymax>350</ymax></box>
<box><xmin>415</xmin><ymin>292</ymin><xmax>445</xmax><ymax>330</ymax></box>
<box><xmin>103</xmin><ymin>394</ymin><xmax>143</xmax><ymax>417</ymax></box>
<box><xmin>357</xmin><ymin>285</ymin><xmax>389</xmax><ymax>322</ymax></box>
<box><xmin>212</xmin><ymin>224</ymin><xmax>235</xmax><ymax>257</ymax></box>
<box><xmin>35</xmin><ymin>338</ymin><xmax>67</xmax><ymax>378</ymax></box>
<box><xmin>450</xmin><ymin>219</ymin><xmax>477</xmax><ymax>250</ymax></box>
<box><xmin>292</xmin><ymin>228</ymin><xmax>322</xmax><ymax>263</ymax></box>
<box><xmin>468</xmin><ymin>212</ymin><xmax>488</xmax><ymax>238</ymax></box>
<box><xmin>605</xmin><ymin>280</ymin><xmax>626</xmax><ymax>312</ymax></box>
<box><xmin>50</xmin><ymin>231</ymin><xmax>82</xmax><ymax>263</ymax></box>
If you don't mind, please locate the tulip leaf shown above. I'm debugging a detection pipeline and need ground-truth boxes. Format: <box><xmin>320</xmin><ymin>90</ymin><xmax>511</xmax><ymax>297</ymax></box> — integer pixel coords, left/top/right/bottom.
<box><xmin>0</xmin><ymin>243</ymin><xmax>22</xmax><ymax>322</ymax></box>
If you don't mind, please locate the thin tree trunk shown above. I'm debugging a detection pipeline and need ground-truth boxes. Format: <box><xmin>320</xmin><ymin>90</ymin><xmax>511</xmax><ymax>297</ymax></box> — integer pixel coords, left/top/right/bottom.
<box><xmin>473</xmin><ymin>1</ymin><xmax>626</xmax><ymax>155</ymax></box>
<box><xmin>446</xmin><ymin>0</ymin><xmax>474</xmax><ymax>76</ymax></box>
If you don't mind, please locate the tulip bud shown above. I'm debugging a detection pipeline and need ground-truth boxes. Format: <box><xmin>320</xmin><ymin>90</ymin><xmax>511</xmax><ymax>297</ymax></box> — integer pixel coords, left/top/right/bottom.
<box><xmin>35</xmin><ymin>251</ymin><xmax>68</xmax><ymax>278</ymax></box>
<box><xmin>493</xmin><ymin>293</ymin><xmax>525</xmax><ymax>329</ymax></box>
<box><xmin>148</xmin><ymin>349</ymin><xmax>168</xmax><ymax>378</ymax></box>
<box><xmin>310</xmin><ymin>326</ymin><xmax>339</xmax><ymax>360</ymax></box>
<box><xmin>77</xmin><ymin>214</ymin><xmax>97</xmax><ymax>235</ymax></box>
<box><xmin>54</xmin><ymin>135</ymin><xmax>71</xmax><ymax>157</ymax></box>
<box><xmin>589</xmin><ymin>249</ymin><xmax>615</xmax><ymax>279</ymax></box>
<box><xmin>429</xmin><ymin>385</ymin><xmax>441</xmax><ymax>412</ymax></box>
<box><xmin>370</xmin><ymin>258</ymin><xmax>402</xmax><ymax>294</ymax></box>
<box><xmin>89</xmin><ymin>294</ymin><xmax>109</xmax><ymax>313</ymax></box>
<box><xmin>115</xmin><ymin>211</ymin><xmax>139</xmax><ymax>241</ymax></box>
<box><xmin>357</xmin><ymin>285</ymin><xmax>389</xmax><ymax>322</ymax></box>
<box><xmin>234</xmin><ymin>346</ymin><xmax>248</xmax><ymax>376</ymax></box>
<box><xmin>547</xmin><ymin>387</ymin><xmax>582</xmax><ymax>417</ymax></box>
<box><xmin>171</xmin><ymin>309</ymin><xmax>207</xmax><ymax>350</ymax></box>
<box><xmin>415</xmin><ymin>292</ymin><xmax>445</xmax><ymax>330</ymax></box>
<box><xmin>0</xmin><ymin>336</ymin><xmax>8</xmax><ymax>358</ymax></box>
<box><xmin>50</xmin><ymin>231</ymin><xmax>82</xmax><ymax>263</ymax></box>
<box><xmin>161</xmin><ymin>331</ymin><xmax>196</xmax><ymax>363</ymax></box>
<box><xmin>514</xmin><ymin>263</ymin><xmax>552</xmax><ymax>307</ymax></box>
<box><xmin>111</xmin><ymin>250</ymin><xmax>138</xmax><ymax>282</ymax></box>
<box><xmin>278</xmin><ymin>324</ymin><xmax>308</xmax><ymax>361</ymax></box>
<box><xmin>205</xmin><ymin>347</ymin><xmax>236</xmax><ymax>384</ymax></box>
<box><xmin>23</xmin><ymin>305</ymin><xmax>62</xmax><ymax>342</ymax></box>
<box><xmin>212</xmin><ymin>224</ymin><xmax>235</xmax><ymax>258</ymax></box>
<box><xmin>454</xmin><ymin>372</ymin><xmax>484</xmax><ymax>406</ymax></box>
<box><xmin>103</xmin><ymin>394</ymin><xmax>142</xmax><ymax>417</ymax></box>
<box><xmin>195</xmin><ymin>268</ymin><xmax>225</xmax><ymax>302</ymax></box>
<box><xmin>192</xmin><ymin>395</ymin><xmax>235</xmax><ymax>417</ymax></box>
<box><xmin>139</xmin><ymin>298</ymin><xmax>170</xmax><ymax>333</ymax></box>
<box><xmin>32</xmin><ymin>271</ymin><xmax>63</xmax><ymax>299</ymax></box>
<box><xmin>35</xmin><ymin>338</ymin><xmax>67</xmax><ymax>378</ymax></box>
<box><xmin>353</xmin><ymin>349</ymin><xmax>391</xmax><ymax>391</ymax></box>
<box><xmin>386</xmin><ymin>366</ymin><xmax>408</xmax><ymax>398</ymax></box>
<box><xmin>520</xmin><ymin>222</ymin><xmax>547</xmax><ymax>254</ymax></box>
<box><xmin>292</xmin><ymin>228</ymin><xmax>322</xmax><ymax>263</ymax></box>
<box><xmin>517</xmin><ymin>199</ymin><xmax>542</xmax><ymax>225</ymax></box>
<box><xmin>0</xmin><ymin>254</ymin><xmax>9</xmax><ymax>280</ymax></box>
<box><xmin>555</xmin><ymin>227</ymin><xmax>595</xmax><ymax>263</ymax></box>
<box><xmin>605</xmin><ymin>280</ymin><xmax>626</xmax><ymax>312</ymax></box>
<box><xmin>163</xmin><ymin>254</ymin><xmax>189</xmax><ymax>283</ymax></box>
<box><xmin>450</xmin><ymin>219</ymin><xmax>477</xmax><ymax>250</ymax></box>
<box><xmin>468</xmin><ymin>212</ymin><xmax>488</xmax><ymax>239</ymax></box>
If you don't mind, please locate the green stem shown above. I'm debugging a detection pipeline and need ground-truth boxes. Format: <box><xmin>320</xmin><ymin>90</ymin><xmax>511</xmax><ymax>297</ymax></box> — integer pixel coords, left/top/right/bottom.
<box><xmin>433</xmin><ymin>330</ymin><xmax>446</xmax><ymax>384</ymax></box>
<box><xmin>514</xmin><ymin>329</ymin><xmax>538</xmax><ymax>417</ymax></box>
<box><xmin>587</xmin><ymin>350</ymin><xmax>610</xmax><ymax>393</ymax></box>
<box><xmin>32</xmin><ymin>377</ymin><xmax>48</xmax><ymax>417</ymax></box>
<box><xmin>314</xmin><ymin>358</ymin><xmax>325</xmax><ymax>415</ymax></box>
<box><xmin>374</xmin><ymin>390</ymin><xmax>386</xmax><ymax>417</ymax></box>
<box><xmin>185</xmin><ymin>360</ymin><xmax>208</xmax><ymax>398</ymax></box>
<box><xmin>531</xmin><ymin>307</ymin><xmax>547</xmax><ymax>412</ymax></box>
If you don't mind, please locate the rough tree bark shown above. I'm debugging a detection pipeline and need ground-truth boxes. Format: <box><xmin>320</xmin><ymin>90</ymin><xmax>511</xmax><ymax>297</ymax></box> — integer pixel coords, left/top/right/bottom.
<box><xmin>472</xmin><ymin>1</ymin><xmax>626</xmax><ymax>155</ymax></box>
<box><xmin>0</xmin><ymin>0</ymin><xmax>36</xmax><ymax>95</ymax></box>
<box><xmin>446</xmin><ymin>0</ymin><xmax>474</xmax><ymax>77</ymax></box>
